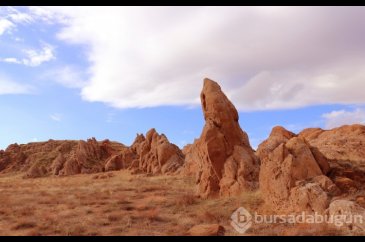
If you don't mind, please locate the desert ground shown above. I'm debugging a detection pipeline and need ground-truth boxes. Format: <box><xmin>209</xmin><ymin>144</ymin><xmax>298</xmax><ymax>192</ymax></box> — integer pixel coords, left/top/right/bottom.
<box><xmin>0</xmin><ymin>170</ymin><xmax>350</xmax><ymax>236</ymax></box>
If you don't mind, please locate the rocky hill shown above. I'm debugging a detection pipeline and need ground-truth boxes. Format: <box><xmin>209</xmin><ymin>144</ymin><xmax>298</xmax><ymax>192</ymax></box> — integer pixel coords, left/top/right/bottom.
<box><xmin>0</xmin><ymin>129</ymin><xmax>184</xmax><ymax>178</ymax></box>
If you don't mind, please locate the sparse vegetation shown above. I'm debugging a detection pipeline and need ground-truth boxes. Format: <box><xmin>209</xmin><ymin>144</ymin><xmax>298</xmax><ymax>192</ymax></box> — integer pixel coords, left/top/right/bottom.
<box><xmin>0</xmin><ymin>170</ymin><xmax>351</xmax><ymax>235</ymax></box>
<box><xmin>11</xmin><ymin>221</ymin><xmax>37</xmax><ymax>230</ymax></box>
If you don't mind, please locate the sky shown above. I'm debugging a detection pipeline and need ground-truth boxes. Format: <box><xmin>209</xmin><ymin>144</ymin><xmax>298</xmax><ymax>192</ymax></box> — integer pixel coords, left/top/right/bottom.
<box><xmin>1</xmin><ymin>6</ymin><xmax>365</xmax><ymax>150</ymax></box>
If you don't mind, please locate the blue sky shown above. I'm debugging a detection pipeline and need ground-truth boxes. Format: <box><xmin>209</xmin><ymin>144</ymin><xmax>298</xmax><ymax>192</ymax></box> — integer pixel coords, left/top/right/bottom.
<box><xmin>1</xmin><ymin>7</ymin><xmax>365</xmax><ymax>150</ymax></box>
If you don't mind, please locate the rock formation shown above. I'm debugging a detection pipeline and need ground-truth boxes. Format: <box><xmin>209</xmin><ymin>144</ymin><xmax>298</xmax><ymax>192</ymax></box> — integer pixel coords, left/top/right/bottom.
<box><xmin>51</xmin><ymin>153</ymin><xmax>66</xmax><ymax>175</ymax></box>
<box><xmin>0</xmin><ymin>143</ymin><xmax>27</xmax><ymax>172</ymax></box>
<box><xmin>257</xmin><ymin>126</ymin><xmax>330</xmax><ymax>174</ymax></box>
<box><xmin>256</xmin><ymin>126</ymin><xmax>296</xmax><ymax>161</ymax></box>
<box><xmin>258</xmin><ymin>126</ymin><xmax>335</xmax><ymax>213</ymax></box>
<box><xmin>258</xmin><ymin>123</ymin><xmax>365</xmax><ymax>217</ymax></box>
<box><xmin>183</xmin><ymin>78</ymin><xmax>259</xmax><ymax>198</ymax></box>
<box><xmin>102</xmin><ymin>130</ymin><xmax>185</xmax><ymax>175</ymax></box>
<box><xmin>104</xmin><ymin>148</ymin><xmax>137</xmax><ymax>172</ymax></box>
<box><xmin>298</xmin><ymin>124</ymin><xmax>365</xmax><ymax>194</ymax></box>
<box><xmin>0</xmin><ymin>138</ymin><xmax>125</xmax><ymax>177</ymax></box>
<box><xmin>299</xmin><ymin>125</ymin><xmax>365</xmax><ymax>195</ymax></box>
<box><xmin>299</xmin><ymin>124</ymin><xmax>365</xmax><ymax>166</ymax></box>
<box><xmin>328</xmin><ymin>200</ymin><xmax>365</xmax><ymax>232</ymax></box>
<box><xmin>288</xmin><ymin>175</ymin><xmax>339</xmax><ymax>214</ymax></box>
<box><xmin>128</xmin><ymin>129</ymin><xmax>185</xmax><ymax>175</ymax></box>
<box><xmin>0</xmin><ymin>129</ymin><xmax>184</xmax><ymax>178</ymax></box>
<box><xmin>25</xmin><ymin>163</ymin><xmax>47</xmax><ymax>178</ymax></box>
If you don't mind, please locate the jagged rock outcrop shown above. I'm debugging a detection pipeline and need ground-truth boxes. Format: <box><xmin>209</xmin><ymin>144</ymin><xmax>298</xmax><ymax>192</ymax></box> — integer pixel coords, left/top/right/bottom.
<box><xmin>103</xmin><ymin>129</ymin><xmax>184</xmax><ymax>174</ymax></box>
<box><xmin>130</xmin><ymin>134</ymin><xmax>146</xmax><ymax>154</ymax></box>
<box><xmin>129</xmin><ymin>129</ymin><xmax>184</xmax><ymax>175</ymax></box>
<box><xmin>257</xmin><ymin>126</ymin><xmax>330</xmax><ymax>174</ymax></box>
<box><xmin>258</xmin><ymin>123</ymin><xmax>365</xmax><ymax>216</ymax></box>
<box><xmin>299</xmin><ymin>124</ymin><xmax>365</xmax><ymax>167</ymax></box>
<box><xmin>183</xmin><ymin>78</ymin><xmax>259</xmax><ymax>198</ymax></box>
<box><xmin>0</xmin><ymin>141</ymin><xmax>74</xmax><ymax>175</ymax></box>
<box><xmin>299</xmin><ymin>124</ymin><xmax>365</xmax><ymax>194</ymax></box>
<box><xmin>51</xmin><ymin>153</ymin><xmax>66</xmax><ymax>175</ymax></box>
<box><xmin>0</xmin><ymin>129</ymin><xmax>184</xmax><ymax>177</ymax></box>
<box><xmin>0</xmin><ymin>144</ymin><xmax>27</xmax><ymax>172</ymax></box>
<box><xmin>0</xmin><ymin>138</ymin><xmax>125</xmax><ymax>177</ymax></box>
<box><xmin>104</xmin><ymin>148</ymin><xmax>137</xmax><ymax>171</ymax></box>
<box><xmin>181</xmin><ymin>142</ymin><xmax>200</xmax><ymax>177</ymax></box>
<box><xmin>258</xmin><ymin>126</ymin><xmax>334</xmax><ymax>213</ymax></box>
<box><xmin>55</xmin><ymin>138</ymin><xmax>124</xmax><ymax>176</ymax></box>
<box><xmin>289</xmin><ymin>175</ymin><xmax>340</xmax><ymax>214</ymax></box>
<box><xmin>256</xmin><ymin>126</ymin><xmax>296</xmax><ymax>161</ymax></box>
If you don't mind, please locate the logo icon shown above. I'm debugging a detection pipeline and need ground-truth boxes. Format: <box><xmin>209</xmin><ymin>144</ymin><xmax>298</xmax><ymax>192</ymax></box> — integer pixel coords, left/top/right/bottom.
<box><xmin>231</xmin><ymin>207</ymin><xmax>252</xmax><ymax>234</ymax></box>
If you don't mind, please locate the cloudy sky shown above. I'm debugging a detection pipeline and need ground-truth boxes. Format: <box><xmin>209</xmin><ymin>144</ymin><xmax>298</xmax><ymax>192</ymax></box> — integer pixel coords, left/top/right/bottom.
<box><xmin>1</xmin><ymin>6</ymin><xmax>365</xmax><ymax>149</ymax></box>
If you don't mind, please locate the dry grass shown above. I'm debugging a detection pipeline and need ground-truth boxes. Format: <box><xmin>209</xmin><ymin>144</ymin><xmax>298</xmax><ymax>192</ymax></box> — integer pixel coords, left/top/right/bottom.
<box><xmin>107</xmin><ymin>212</ymin><xmax>123</xmax><ymax>222</ymax></box>
<box><xmin>11</xmin><ymin>221</ymin><xmax>37</xmax><ymax>230</ymax></box>
<box><xmin>175</xmin><ymin>193</ymin><xmax>197</xmax><ymax>208</ymax></box>
<box><xmin>0</xmin><ymin>170</ymin><xmax>358</xmax><ymax>236</ymax></box>
<box><xmin>279</xmin><ymin>222</ymin><xmax>342</xmax><ymax>236</ymax></box>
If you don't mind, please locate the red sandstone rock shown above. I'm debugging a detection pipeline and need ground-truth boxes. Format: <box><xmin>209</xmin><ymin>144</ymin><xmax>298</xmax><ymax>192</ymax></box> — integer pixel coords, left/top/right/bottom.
<box><xmin>60</xmin><ymin>157</ymin><xmax>81</xmax><ymax>176</ymax></box>
<box><xmin>328</xmin><ymin>200</ymin><xmax>365</xmax><ymax>232</ymax></box>
<box><xmin>58</xmin><ymin>138</ymin><xmax>118</xmax><ymax>176</ymax></box>
<box><xmin>258</xmin><ymin>133</ymin><xmax>332</xmax><ymax>213</ymax></box>
<box><xmin>256</xmin><ymin>126</ymin><xmax>295</xmax><ymax>161</ymax></box>
<box><xmin>105</xmin><ymin>148</ymin><xmax>137</xmax><ymax>171</ymax></box>
<box><xmin>130</xmin><ymin>129</ymin><xmax>184</xmax><ymax>175</ymax></box>
<box><xmin>289</xmin><ymin>181</ymin><xmax>330</xmax><ymax>214</ymax></box>
<box><xmin>25</xmin><ymin>163</ymin><xmax>47</xmax><ymax>178</ymax></box>
<box><xmin>299</xmin><ymin>124</ymin><xmax>365</xmax><ymax>166</ymax></box>
<box><xmin>0</xmin><ymin>129</ymin><xmax>183</xmax><ymax>178</ymax></box>
<box><xmin>333</xmin><ymin>177</ymin><xmax>358</xmax><ymax>193</ymax></box>
<box><xmin>183</xmin><ymin>78</ymin><xmax>259</xmax><ymax>198</ymax></box>
<box><xmin>299</xmin><ymin>124</ymin><xmax>365</xmax><ymax>192</ymax></box>
<box><xmin>0</xmin><ymin>138</ymin><xmax>125</xmax><ymax>177</ymax></box>
<box><xmin>51</xmin><ymin>153</ymin><xmax>65</xmax><ymax>175</ymax></box>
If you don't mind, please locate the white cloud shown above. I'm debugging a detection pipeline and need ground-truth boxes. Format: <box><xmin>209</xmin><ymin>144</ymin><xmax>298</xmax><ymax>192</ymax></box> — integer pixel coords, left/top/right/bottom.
<box><xmin>40</xmin><ymin>66</ymin><xmax>86</xmax><ymax>88</ymax></box>
<box><xmin>20</xmin><ymin>6</ymin><xmax>365</xmax><ymax>110</ymax></box>
<box><xmin>6</xmin><ymin>7</ymin><xmax>34</xmax><ymax>24</ymax></box>
<box><xmin>14</xmin><ymin>37</ymin><xmax>23</xmax><ymax>42</ymax></box>
<box><xmin>22</xmin><ymin>44</ymin><xmax>55</xmax><ymax>67</ymax></box>
<box><xmin>0</xmin><ymin>7</ymin><xmax>34</xmax><ymax>36</ymax></box>
<box><xmin>0</xmin><ymin>44</ymin><xmax>55</xmax><ymax>67</ymax></box>
<box><xmin>230</xmin><ymin>62</ymin><xmax>365</xmax><ymax>110</ymax></box>
<box><xmin>322</xmin><ymin>108</ymin><xmax>365</xmax><ymax>129</ymax></box>
<box><xmin>8</xmin><ymin>12</ymin><xmax>33</xmax><ymax>24</ymax></box>
<box><xmin>0</xmin><ymin>19</ymin><xmax>14</xmax><ymax>35</ymax></box>
<box><xmin>50</xmin><ymin>113</ymin><xmax>62</xmax><ymax>122</ymax></box>
<box><xmin>1</xmin><ymin>58</ymin><xmax>21</xmax><ymax>64</ymax></box>
<box><xmin>28</xmin><ymin>6</ymin><xmax>67</xmax><ymax>24</ymax></box>
<box><xmin>0</xmin><ymin>74</ymin><xmax>31</xmax><ymax>95</ymax></box>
